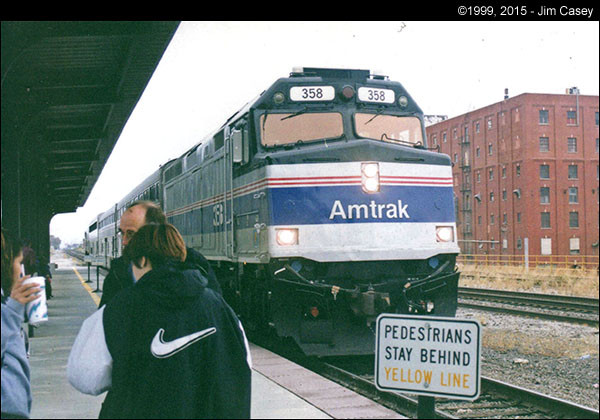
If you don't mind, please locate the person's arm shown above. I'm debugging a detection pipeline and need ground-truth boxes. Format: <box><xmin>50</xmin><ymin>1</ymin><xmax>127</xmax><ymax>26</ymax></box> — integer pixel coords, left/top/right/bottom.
<box><xmin>1</xmin><ymin>298</ymin><xmax>25</xmax><ymax>360</ymax></box>
<box><xmin>67</xmin><ymin>306</ymin><xmax>113</xmax><ymax>395</ymax></box>
<box><xmin>2</xmin><ymin>278</ymin><xmax>40</xmax><ymax>356</ymax></box>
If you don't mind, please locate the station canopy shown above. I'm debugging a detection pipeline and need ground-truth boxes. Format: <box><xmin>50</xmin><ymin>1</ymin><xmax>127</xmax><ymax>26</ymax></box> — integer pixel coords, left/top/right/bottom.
<box><xmin>1</xmin><ymin>21</ymin><xmax>180</xmax><ymax>216</ymax></box>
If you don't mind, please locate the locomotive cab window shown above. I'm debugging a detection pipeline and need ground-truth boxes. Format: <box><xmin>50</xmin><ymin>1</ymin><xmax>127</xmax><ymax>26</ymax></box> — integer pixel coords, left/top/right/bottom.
<box><xmin>354</xmin><ymin>113</ymin><xmax>423</xmax><ymax>146</ymax></box>
<box><xmin>260</xmin><ymin>112</ymin><xmax>343</xmax><ymax>147</ymax></box>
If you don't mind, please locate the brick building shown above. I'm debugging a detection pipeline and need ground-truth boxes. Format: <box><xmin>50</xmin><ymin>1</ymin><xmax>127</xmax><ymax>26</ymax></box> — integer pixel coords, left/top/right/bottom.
<box><xmin>426</xmin><ymin>92</ymin><xmax>599</xmax><ymax>260</ymax></box>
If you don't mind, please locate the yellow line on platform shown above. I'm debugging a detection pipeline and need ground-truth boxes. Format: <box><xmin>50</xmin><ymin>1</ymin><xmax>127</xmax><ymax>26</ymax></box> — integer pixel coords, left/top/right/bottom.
<box><xmin>72</xmin><ymin>267</ymin><xmax>101</xmax><ymax>306</ymax></box>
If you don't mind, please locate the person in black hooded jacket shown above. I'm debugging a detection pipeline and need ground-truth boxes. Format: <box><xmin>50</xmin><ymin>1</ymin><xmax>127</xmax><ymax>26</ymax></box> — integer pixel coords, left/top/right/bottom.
<box><xmin>67</xmin><ymin>223</ymin><xmax>251</xmax><ymax>419</ymax></box>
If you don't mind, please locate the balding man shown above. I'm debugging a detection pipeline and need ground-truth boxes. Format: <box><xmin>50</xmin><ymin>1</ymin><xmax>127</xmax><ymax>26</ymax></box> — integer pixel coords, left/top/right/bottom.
<box><xmin>98</xmin><ymin>201</ymin><xmax>221</xmax><ymax>308</ymax></box>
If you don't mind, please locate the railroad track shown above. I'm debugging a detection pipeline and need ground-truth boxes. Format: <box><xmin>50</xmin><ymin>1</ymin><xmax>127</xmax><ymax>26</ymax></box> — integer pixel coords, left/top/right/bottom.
<box><xmin>249</xmin><ymin>332</ymin><xmax>599</xmax><ymax>419</ymax></box>
<box><xmin>458</xmin><ymin>287</ymin><xmax>599</xmax><ymax>326</ymax></box>
<box><xmin>458</xmin><ymin>287</ymin><xmax>598</xmax><ymax>313</ymax></box>
<box><xmin>315</xmin><ymin>356</ymin><xmax>599</xmax><ymax>419</ymax></box>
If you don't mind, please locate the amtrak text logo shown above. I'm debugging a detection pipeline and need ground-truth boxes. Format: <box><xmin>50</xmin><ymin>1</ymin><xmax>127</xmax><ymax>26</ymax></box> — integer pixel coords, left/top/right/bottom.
<box><xmin>329</xmin><ymin>200</ymin><xmax>410</xmax><ymax>220</ymax></box>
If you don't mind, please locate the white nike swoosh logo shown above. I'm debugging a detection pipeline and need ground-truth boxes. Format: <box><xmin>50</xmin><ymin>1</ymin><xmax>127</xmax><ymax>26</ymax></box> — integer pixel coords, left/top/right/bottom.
<box><xmin>151</xmin><ymin>327</ymin><xmax>217</xmax><ymax>359</ymax></box>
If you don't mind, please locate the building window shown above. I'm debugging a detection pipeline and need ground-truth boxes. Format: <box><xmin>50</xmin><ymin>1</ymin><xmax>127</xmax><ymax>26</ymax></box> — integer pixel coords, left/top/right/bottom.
<box><xmin>539</xmin><ymin>109</ymin><xmax>549</xmax><ymax>124</ymax></box>
<box><xmin>541</xmin><ymin>212</ymin><xmax>551</xmax><ymax>228</ymax></box>
<box><xmin>570</xmin><ymin>237</ymin><xmax>580</xmax><ymax>254</ymax></box>
<box><xmin>503</xmin><ymin>213</ymin><xmax>507</xmax><ymax>224</ymax></box>
<box><xmin>490</xmin><ymin>192</ymin><xmax>495</xmax><ymax>202</ymax></box>
<box><xmin>517</xmin><ymin>212</ymin><xmax>521</xmax><ymax>223</ymax></box>
<box><xmin>478</xmin><ymin>215</ymin><xmax>482</xmax><ymax>225</ymax></box>
<box><xmin>490</xmin><ymin>214</ymin><xmax>495</xmax><ymax>224</ymax></box>
<box><xmin>539</xmin><ymin>137</ymin><xmax>550</xmax><ymax>152</ymax></box>
<box><xmin>516</xmin><ymin>164</ymin><xmax>521</xmax><ymax>177</ymax></box>
<box><xmin>443</xmin><ymin>132</ymin><xmax>447</xmax><ymax>143</ymax></box>
<box><xmin>567</xmin><ymin>137</ymin><xmax>577</xmax><ymax>153</ymax></box>
<box><xmin>453</xmin><ymin>129</ymin><xmax>457</xmax><ymax>139</ymax></box>
<box><xmin>502</xmin><ymin>189</ymin><xmax>507</xmax><ymax>200</ymax></box>
<box><xmin>567</xmin><ymin>110</ymin><xmax>577</xmax><ymax>125</ymax></box>
<box><xmin>596</xmin><ymin>138</ymin><xmax>599</xmax><ymax>153</ymax></box>
<box><xmin>502</xmin><ymin>166</ymin><xmax>506</xmax><ymax>178</ymax></box>
<box><xmin>476</xmin><ymin>122</ymin><xmax>480</xmax><ymax>133</ymax></box>
<box><xmin>596</xmin><ymin>112</ymin><xmax>599</xmax><ymax>126</ymax></box>
<box><xmin>569</xmin><ymin>211</ymin><xmax>579</xmax><ymax>228</ymax></box>
<box><xmin>476</xmin><ymin>171</ymin><xmax>481</xmax><ymax>183</ymax></box>
<box><xmin>489</xmin><ymin>168</ymin><xmax>494</xmax><ymax>180</ymax></box>
<box><xmin>540</xmin><ymin>164</ymin><xmax>550</xmax><ymax>179</ymax></box>
<box><xmin>568</xmin><ymin>164</ymin><xmax>578</xmax><ymax>179</ymax></box>
<box><xmin>568</xmin><ymin>187</ymin><xmax>578</xmax><ymax>204</ymax></box>
<box><xmin>454</xmin><ymin>153</ymin><xmax>458</xmax><ymax>163</ymax></box>
<box><xmin>476</xmin><ymin>147</ymin><xmax>480</xmax><ymax>157</ymax></box>
<box><xmin>516</xmin><ymin>237</ymin><xmax>522</xmax><ymax>249</ymax></box>
<box><xmin>488</xmin><ymin>144</ymin><xmax>493</xmax><ymax>155</ymax></box>
<box><xmin>540</xmin><ymin>187</ymin><xmax>550</xmax><ymax>204</ymax></box>
<box><xmin>487</xmin><ymin>118</ymin><xmax>493</xmax><ymax>129</ymax></box>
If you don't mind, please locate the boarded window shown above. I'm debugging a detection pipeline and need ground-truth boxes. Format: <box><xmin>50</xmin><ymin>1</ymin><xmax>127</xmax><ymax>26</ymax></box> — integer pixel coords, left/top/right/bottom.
<box><xmin>541</xmin><ymin>238</ymin><xmax>552</xmax><ymax>255</ymax></box>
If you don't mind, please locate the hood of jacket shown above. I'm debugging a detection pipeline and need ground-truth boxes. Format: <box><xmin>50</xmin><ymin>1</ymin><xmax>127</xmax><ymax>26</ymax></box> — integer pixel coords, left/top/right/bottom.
<box><xmin>134</xmin><ymin>259</ymin><xmax>208</xmax><ymax>309</ymax></box>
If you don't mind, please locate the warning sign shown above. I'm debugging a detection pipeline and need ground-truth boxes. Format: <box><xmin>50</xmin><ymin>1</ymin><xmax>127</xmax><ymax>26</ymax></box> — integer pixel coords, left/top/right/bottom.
<box><xmin>375</xmin><ymin>314</ymin><xmax>481</xmax><ymax>400</ymax></box>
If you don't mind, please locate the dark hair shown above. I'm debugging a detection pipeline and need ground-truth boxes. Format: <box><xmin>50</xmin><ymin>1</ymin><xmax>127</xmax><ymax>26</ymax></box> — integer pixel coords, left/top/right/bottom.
<box><xmin>1</xmin><ymin>228</ymin><xmax>23</xmax><ymax>296</ymax></box>
<box><xmin>123</xmin><ymin>223</ymin><xmax>186</xmax><ymax>269</ymax></box>
<box><xmin>127</xmin><ymin>200</ymin><xmax>167</xmax><ymax>225</ymax></box>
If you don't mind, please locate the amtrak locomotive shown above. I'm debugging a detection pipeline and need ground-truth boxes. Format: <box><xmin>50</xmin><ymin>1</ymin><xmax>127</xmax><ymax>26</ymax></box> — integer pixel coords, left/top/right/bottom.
<box><xmin>86</xmin><ymin>68</ymin><xmax>460</xmax><ymax>356</ymax></box>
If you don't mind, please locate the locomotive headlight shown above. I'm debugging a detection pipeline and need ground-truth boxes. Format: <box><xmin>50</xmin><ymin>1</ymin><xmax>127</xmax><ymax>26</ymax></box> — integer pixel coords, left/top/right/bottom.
<box><xmin>361</xmin><ymin>162</ymin><xmax>380</xmax><ymax>193</ymax></box>
<box><xmin>436</xmin><ymin>226</ymin><xmax>455</xmax><ymax>242</ymax></box>
<box><xmin>276</xmin><ymin>228</ymin><xmax>299</xmax><ymax>246</ymax></box>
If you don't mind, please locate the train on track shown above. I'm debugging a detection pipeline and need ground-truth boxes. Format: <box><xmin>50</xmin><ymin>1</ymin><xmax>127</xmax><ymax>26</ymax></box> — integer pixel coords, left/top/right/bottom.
<box><xmin>85</xmin><ymin>67</ymin><xmax>461</xmax><ymax>356</ymax></box>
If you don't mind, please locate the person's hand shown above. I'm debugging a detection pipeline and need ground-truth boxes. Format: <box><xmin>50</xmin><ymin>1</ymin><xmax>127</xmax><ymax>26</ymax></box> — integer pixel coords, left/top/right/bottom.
<box><xmin>10</xmin><ymin>276</ymin><xmax>41</xmax><ymax>305</ymax></box>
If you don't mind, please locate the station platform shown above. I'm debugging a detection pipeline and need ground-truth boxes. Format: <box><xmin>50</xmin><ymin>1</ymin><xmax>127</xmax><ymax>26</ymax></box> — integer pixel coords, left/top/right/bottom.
<box><xmin>26</xmin><ymin>252</ymin><xmax>404</xmax><ymax>419</ymax></box>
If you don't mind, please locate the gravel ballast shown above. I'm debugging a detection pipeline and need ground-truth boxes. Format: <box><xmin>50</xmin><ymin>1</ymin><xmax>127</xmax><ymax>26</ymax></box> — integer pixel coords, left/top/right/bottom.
<box><xmin>457</xmin><ymin>307</ymin><xmax>599</xmax><ymax>410</ymax></box>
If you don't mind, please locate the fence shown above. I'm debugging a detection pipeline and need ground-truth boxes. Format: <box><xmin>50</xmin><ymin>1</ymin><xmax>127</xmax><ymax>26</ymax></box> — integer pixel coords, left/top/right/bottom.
<box><xmin>457</xmin><ymin>254</ymin><xmax>599</xmax><ymax>271</ymax></box>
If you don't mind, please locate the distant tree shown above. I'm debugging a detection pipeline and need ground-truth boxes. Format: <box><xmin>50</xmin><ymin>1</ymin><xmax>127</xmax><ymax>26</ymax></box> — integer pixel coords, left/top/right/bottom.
<box><xmin>50</xmin><ymin>235</ymin><xmax>62</xmax><ymax>249</ymax></box>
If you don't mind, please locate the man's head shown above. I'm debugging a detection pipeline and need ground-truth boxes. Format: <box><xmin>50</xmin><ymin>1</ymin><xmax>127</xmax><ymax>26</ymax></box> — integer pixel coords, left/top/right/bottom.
<box><xmin>119</xmin><ymin>201</ymin><xmax>167</xmax><ymax>248</ymax></box>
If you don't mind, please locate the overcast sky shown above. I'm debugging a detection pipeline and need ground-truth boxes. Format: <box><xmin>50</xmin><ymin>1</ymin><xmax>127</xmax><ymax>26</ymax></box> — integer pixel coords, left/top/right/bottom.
<box><xmin>50</xmin><ymin>21</ymin><xmax>599</xmax><ymax>245</ymax></box>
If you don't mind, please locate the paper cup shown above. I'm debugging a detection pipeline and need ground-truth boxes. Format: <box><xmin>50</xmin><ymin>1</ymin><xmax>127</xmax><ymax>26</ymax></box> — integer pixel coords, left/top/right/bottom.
<box><xmin>23</xmin><ymin>276</ymin><xmax>48</xmax><ymax>325</ymax></box>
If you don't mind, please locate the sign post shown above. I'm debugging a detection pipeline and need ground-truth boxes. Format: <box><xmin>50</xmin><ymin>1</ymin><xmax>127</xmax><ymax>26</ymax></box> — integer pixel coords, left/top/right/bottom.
<box><xmin>84</xmin><ymin>255</ymin><xmax>93</xmax><ymax>283</ymax></box>
<box><xmin>375</xmin><ymin>314</ymin><xmax>481</xmax><ymax>418</ymax></box>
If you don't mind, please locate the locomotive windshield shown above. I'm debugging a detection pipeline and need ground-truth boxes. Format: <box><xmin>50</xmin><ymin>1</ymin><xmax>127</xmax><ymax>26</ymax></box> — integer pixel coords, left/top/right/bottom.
<box><xmin>260</xmin><ymin>112</ymin><xmax>343</xmax><ymax>146</ymax></box>
<box><xmin>355</xmin><ymin>113</ymin><xmax>424</xmax><ymax>146</ymax></box>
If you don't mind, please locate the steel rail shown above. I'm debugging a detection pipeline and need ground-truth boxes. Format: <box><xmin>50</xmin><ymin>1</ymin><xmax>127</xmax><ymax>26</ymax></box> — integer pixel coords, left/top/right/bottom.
<box><xmin>458</xmin><ymin>287</ymin><xmax>599</xmax><ymax>313</ymax></box>
<box><xmin>458</xmin><ymin>301</ymin><xmax>599</xmax><ymax>326</ymax></box>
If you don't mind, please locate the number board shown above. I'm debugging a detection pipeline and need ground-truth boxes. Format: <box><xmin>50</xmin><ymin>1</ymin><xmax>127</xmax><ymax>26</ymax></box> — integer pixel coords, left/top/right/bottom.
<box><xmin>290</xmin><ymin>86</ymin><xmax>335</xmax><ymax>101</ymax></box>
<box><xmin>358</xmin><ymin>87</ymin><xmax>395</xmax><ymax>104</ymax></box>
<box><xmin>375</xmin><ymin>314</ymin><xmax>481</xmax><ymax>400</ymax></box>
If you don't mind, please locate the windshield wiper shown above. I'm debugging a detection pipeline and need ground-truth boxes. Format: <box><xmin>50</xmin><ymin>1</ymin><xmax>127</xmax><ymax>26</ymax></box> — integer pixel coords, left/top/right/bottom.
<box><xmin>381</xmin><ymin>133</ymin><xmax>422</xmax><ymax>148</ymax></box>
<box><xmin>262</xmin><ymin>110</ymin><xmax>269</xmax><ymax>131</ymax></box>
<box><xmin>364</xmin><ymin>108</ymin><xmax>385</xmax><ymax>125</ymax></box>
<box><xmin>281</xmin><ymin>107</ymin><xmax>308</xmax><ymax>121</ymax></box>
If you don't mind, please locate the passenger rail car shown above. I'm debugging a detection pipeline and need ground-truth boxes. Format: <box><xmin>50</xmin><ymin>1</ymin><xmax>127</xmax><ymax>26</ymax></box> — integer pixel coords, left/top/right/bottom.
<box><xmin>87</xmin><ymin>68</ymin><xmax>460</xmax><ymax>356</ymax></box>
<box><xmin>85</xmin><ymin>171</ymin><xmax>161</xmax><ymax>266</ymax></box>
